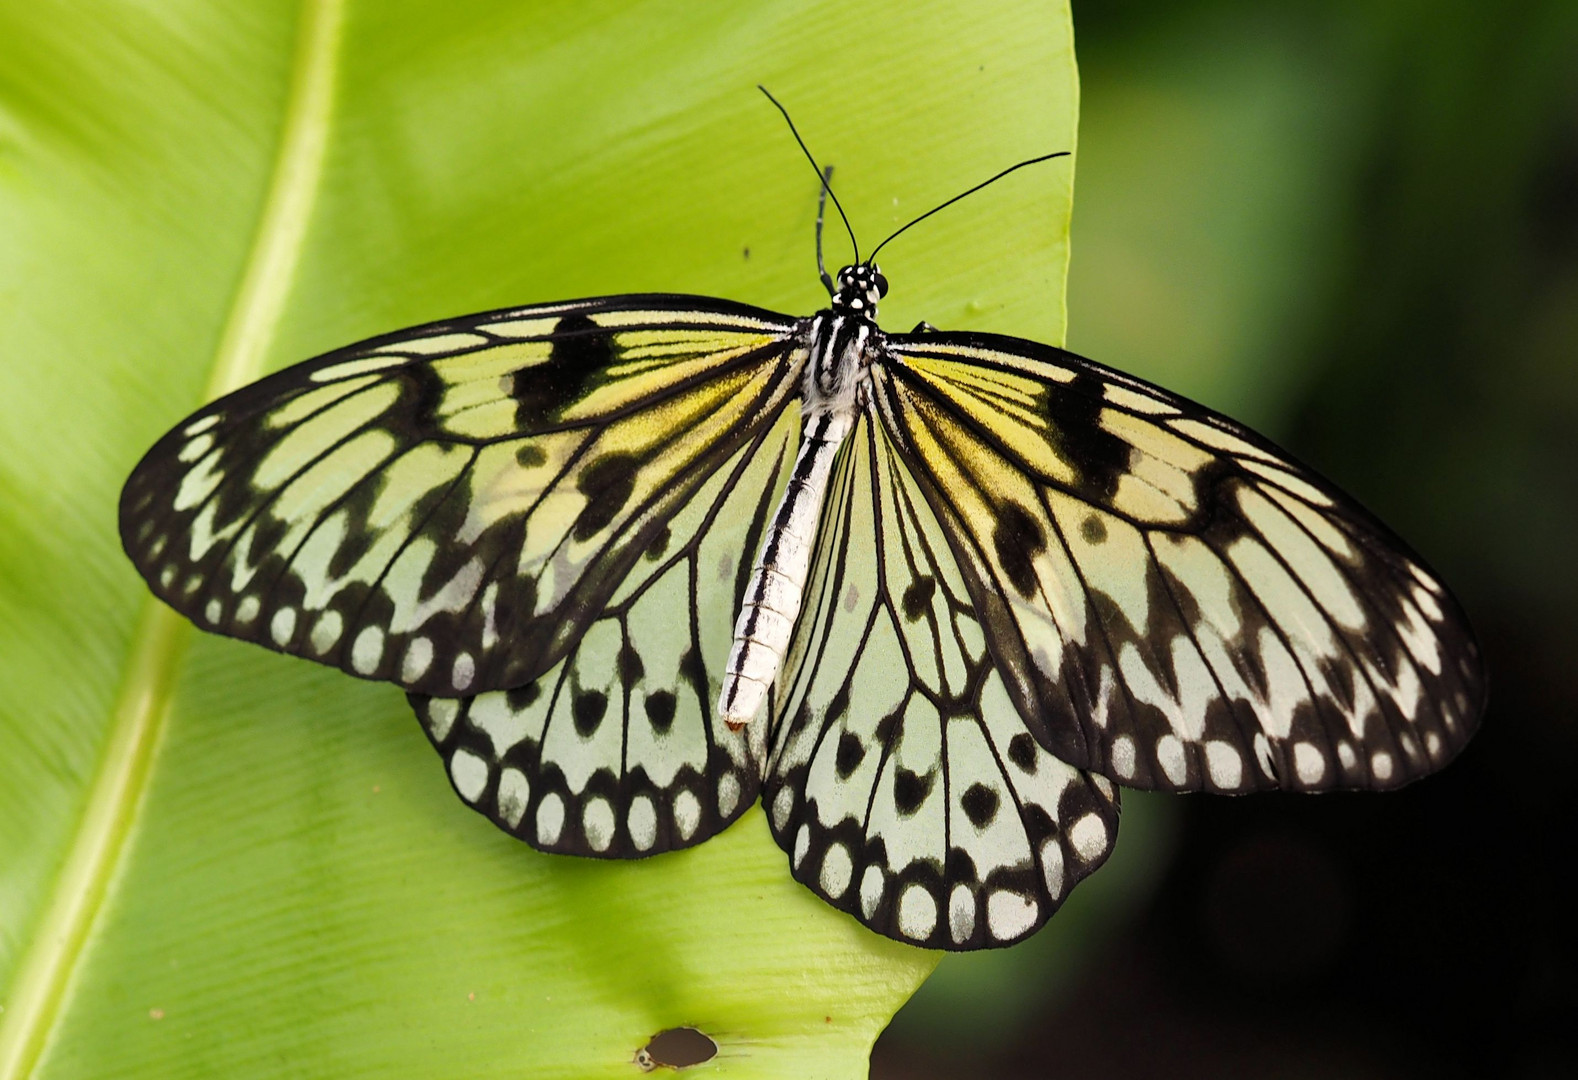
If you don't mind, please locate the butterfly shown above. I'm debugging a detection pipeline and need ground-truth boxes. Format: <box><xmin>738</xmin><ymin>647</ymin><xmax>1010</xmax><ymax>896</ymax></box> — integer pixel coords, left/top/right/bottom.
<box><xmin>118</xmin><ymin>89</ymin><xmax>1485</xmax><ymax>950</ymax></box>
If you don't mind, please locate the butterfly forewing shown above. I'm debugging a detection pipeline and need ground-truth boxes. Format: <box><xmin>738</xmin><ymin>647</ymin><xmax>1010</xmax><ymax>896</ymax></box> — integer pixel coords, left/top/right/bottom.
<box><xmin>879</xmin><ymin>330</ymin><xmax>1486</xmax><ymax>795</ymax></box>
<box><xmin>764</xmin><ymin>411</ymin><xmax>1120</xmax><ymax>949</ymax></box>
<box><xmin>409</xmin><ymin>406</ymin><xmax>802</xmax><ymax>857</ymax></box>
<box><xmin>119</xmin><ymin>296</ymin><xmax>801</xmax><ymax>698</ymax></box>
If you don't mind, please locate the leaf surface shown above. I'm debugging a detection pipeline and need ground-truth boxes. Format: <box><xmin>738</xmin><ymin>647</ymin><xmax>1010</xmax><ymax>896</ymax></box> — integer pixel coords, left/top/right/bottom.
<box><xmin>0</xmin><ymin>2</ymin><xmax>1078</xmax><ymax>1076</ymax></box>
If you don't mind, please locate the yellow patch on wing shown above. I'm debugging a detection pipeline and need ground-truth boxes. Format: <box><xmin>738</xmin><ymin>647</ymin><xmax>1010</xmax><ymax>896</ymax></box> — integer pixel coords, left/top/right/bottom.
<box><xmin>893</xmin><ymin>356</ymin><xmax>1079</xmax><ymax>485</ymax></box>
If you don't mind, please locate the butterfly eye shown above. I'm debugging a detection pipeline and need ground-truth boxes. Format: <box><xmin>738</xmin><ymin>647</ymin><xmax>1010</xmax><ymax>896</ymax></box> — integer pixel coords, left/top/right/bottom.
<box><xmin>873</xmin><ymin>273</ymin><xmax>889</xmax><ymax>298</ymax></box>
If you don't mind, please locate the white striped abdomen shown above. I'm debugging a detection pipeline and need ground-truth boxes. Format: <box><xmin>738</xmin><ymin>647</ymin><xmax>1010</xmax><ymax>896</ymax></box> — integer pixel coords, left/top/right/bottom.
<box><xmin>717</xmin><ymin>311</ymin><xmax>871</xmax><ymax>729</ymax></box>
<box><xmin>717</xmin><ymin>410</ymin><xmax>853</xmax><ymax>728</ymax></box>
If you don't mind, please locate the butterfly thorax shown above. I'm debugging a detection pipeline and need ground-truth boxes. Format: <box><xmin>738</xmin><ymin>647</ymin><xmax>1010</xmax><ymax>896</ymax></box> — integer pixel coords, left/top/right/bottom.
<box><xmin>804</xmin><ymin>262</ymin><xmax>887</xmax><ymax>416</ymax></box>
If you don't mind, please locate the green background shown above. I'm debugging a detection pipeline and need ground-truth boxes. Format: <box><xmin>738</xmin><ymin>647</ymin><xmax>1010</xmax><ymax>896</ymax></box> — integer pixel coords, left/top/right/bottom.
<box><xmin>2</xmin><ymin>1</ymin><xmax>1102</xmax><ymax>1078</ymax></box>
<box><xmin>4</xmin><ymin>0</ymin><xmax>1575</xmax><ymax>1077</ymax></box>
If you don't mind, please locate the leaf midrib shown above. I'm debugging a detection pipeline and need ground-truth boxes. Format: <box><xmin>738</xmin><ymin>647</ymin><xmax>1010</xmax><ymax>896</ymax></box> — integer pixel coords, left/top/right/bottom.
<box><xmin>0</xmin><ymin>2</ymin><xmax>345</xmax><ymax>1074</ymax></box>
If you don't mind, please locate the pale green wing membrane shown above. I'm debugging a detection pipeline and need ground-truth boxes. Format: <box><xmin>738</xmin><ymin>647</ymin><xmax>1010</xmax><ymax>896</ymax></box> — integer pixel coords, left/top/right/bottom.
<box><xmin>119</xmin><ymin>296</ymin><xmax>803</xmax><ymax>699</ymax></box>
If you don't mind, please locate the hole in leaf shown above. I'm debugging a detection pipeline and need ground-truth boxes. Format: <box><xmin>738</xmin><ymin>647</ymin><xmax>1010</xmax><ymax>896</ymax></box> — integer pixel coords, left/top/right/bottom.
<box><xmin>635</xmin><ymin>1028</ymin><xmax>718</xmax><ymax>1071</ymax></box>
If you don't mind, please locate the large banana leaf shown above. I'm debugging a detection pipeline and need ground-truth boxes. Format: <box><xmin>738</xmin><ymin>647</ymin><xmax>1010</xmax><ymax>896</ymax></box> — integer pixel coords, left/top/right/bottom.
<box><xmin>0</xmin><ymin>2</ymin><xmax>1082</xmax><ymax>1076</ymax></box>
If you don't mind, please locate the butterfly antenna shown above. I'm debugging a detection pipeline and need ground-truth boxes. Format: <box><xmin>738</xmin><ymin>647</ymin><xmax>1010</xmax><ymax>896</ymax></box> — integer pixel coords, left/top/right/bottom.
<box><xmin>867</xmin><ymin>150</ymin><xmax>1070</xmax><ymax>264</ymax></box>
<box><xmin>815</xmin><ymin>164</ymin><xmax>836</xmax><ymax>295</ymax></box>
<box><xmin>758</xmin><ymin>86</ymin><xmax>860</xmax><ymax>280</ymax></box>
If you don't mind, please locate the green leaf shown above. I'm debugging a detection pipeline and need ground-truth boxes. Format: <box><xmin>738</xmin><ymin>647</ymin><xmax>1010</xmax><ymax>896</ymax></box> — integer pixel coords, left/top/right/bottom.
<box><xmin>0</xmin><ymin>2</ymin><xmax>1078</xmax><ymax>1076</ymax></box>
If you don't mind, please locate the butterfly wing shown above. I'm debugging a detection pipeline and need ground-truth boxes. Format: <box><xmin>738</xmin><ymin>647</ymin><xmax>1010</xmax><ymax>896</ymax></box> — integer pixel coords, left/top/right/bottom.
<box><xmin>763</xmin><ymin>411</ymin><xmax>1120</xmax><ymax>949</ymax></box>
<box><xmin>120</xmin><ymin>296</ymin><xmax>803</xmax><ymax>698</ymax></box>
<box><xmin>877</xmin><ymin>329</ymin><xmax>1487</xmax><ymax>794</ymax></box>
<box><xmin>407</xmin><ymin>405</ymin><xmax>801</xmax><ymax>857</ymax></box>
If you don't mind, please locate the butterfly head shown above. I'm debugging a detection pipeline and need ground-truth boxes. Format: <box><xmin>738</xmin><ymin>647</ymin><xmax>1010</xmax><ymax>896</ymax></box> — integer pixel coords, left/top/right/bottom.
<box><xmin>831</xmin><ymin>262</ymin><xmax>888</xmax><ymax>317</ymax></box>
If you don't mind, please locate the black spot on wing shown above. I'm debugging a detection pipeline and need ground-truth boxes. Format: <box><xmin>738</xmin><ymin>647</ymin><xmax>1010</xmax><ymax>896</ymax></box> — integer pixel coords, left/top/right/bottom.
<box><xmin>993</xmin><ymin>503</ymin><xmax>1047</xmax><ymax>600</ymax></box>
<box><xmin>960</xmin><ymin>782</ymin><xmax>1000</xmax><ymax>828</ymax></box>
<box><xmin>901</xmin><ymin>576</ymin><xmax>936</xmax><ymax>621</ymax></box>
<box><xmin>397</xmin><ymin>361</ymin><xmax>448</xmax><ymax>432</ymax></box>
<box><xmin>573</xmin><ymin>453</ymin><xmax>640</xmax><ymax>541</ymax></box>
<box><xmin>835</xmin><ymin>731</ymin><xmax>865</xmax><ymax>778</ymax></box>
<box><xmin>506</xmin><ymin>682</ymin><xmax>541</xmax><ymax>710</ymax></box>
<box><xmin>826</xmin><ymin>683</ymin><xmax>851</xmax><ymax>724</ymax></box>
<box><xmin>893</xmin><ymin>768</ymin><xmax>934</xmax><ymax>816</ymax></box>
<box><xmin>572</xmin><ymin>689</ymin><xmax>608</xmax><ymax>736</ymax></box>
<box><xmin>1007</xmin><ymin>732</ymin><xmax>1037</xmax><ymax>772</ymax></box>
<box><xmin>644</xmin><ymin>524</ymin><xmax>671</xmax><ymax>561</ymax></box>
<box><xmin>644</xmin><ymin>689</ymin><xmax>676</xmax><ymax>734</ymax></box>
<box><xmin>1042</xmin><ymin>372</ymin><xmax>1130</xmax><ymax>501</ymax></box>
<box><xmin>510</xmin><ymin>313</ymin><xmax>609</xmax><ymax>428</ymax></box>
<box><xmin>678</xmin><ymin>648</ymin><xmax>707</xmax><ymax>695</ymax></box>
<box><xmin>617</xmin><ymin>640</ymin><xmax>644</xmax><ymax>684</ymax></box>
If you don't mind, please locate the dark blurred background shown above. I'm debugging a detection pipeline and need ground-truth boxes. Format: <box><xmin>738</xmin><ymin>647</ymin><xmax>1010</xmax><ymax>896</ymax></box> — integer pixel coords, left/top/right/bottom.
<box><xmin>873</xmin><ymin>1</ymin><xmax>1577</xmax><ymax>1076</ymax></box>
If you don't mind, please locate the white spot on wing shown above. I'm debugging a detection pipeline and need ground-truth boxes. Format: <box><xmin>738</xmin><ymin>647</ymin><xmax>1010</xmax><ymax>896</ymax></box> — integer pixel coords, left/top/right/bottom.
<box><xmin>535</xmin><ymin>792</ymin><xmax>565</xmax><ymax>845</ymax></box>
<box><xmin>423</xmin><ymin>698</ymin><xmax>459</xmax><ymax>742</ymax></box>
<box><xmin>1205</xmin><ymin>741</ymin><xmax>1243</xmax><ymax>788</ymax></box>
<box><xmin>1394</xmin><ymin>604</ymin><xmax>1443</xmax><ymax>677</ymax></box>
<box><xmin>987</xmin><ymin>891</ymin><xmax>1037</xmax><ymax>942</ymax></box>
<box><xmin>1293</xmin><ymin>742</ymin><xmax>1326</xmax><ymax>786</ymax></box>
<box><xmin>452</xmin><ymin>651</ymin><xmax>475</xmax><ymax>691</ymax></box>
<box><xmin>949</xmin><ymin>885</ymin><xmax>975</xmax><ymax>944</ymax></box>
<box><xmin>898</xmin><ymin>884</ymin><xmax>937</xmax><ymax>941</ymax></box>
<box><xmin>1069</xmin><ymin>813</ymin><xmax>1108</xmax><ymax>863</ymax></box>
<box><xmin>583</xmin><ymin>798</ymin><xmax>615</xmax><ymax>852</ymax></box>
<box><xmin>717</xmin><ymin>772</ymin><xmax>741</xmax><ymax>818</ymax></box>
<box><xmin>860</xmin><ymin>865</ymin><xmax>885</xmax><ymax>919</ymax></box>
<box><xmin>821</xmin><ymin>843</ymin><xmax>853</xmax><ymax>900</ymax></box>
<box><xmin>1155</xmin><ymin>733</ymin><xmax>1189</xmax><ymax>786</ymax></box>
<box><xmin>772</xmin><ymin>786</ymin><xmax>794</xmax><ymax>830</ymax></box>
<box><xmin>496</xmin><ymin>768</ymin><xmax>529</xmax><ymax>827</ymax></box>
<box><xmin>1040</xmin><ymin>839</ymin><xmax>1065</xmax><ymax>901</ymax></box>
<box><xmin>449</xmin><ymin>749</ymin><xmax>488</xmax><ymax>803</ymax></box>
<box><xmin>1110</xmin><ymin>735</ymin><xmax>1136</xmax><ymax>779</ymax></box>
<box><xmin>178</xmin><ymin>432</ymin><xmax>214</xmax><ymax>463</ymax></box>
<box><xmin>402</xmin><ymin>637</ymin><xmax>433</xmax><ymax>682</ymax></box>
<box><xmin>351</xmin><ymin>625</ymin><xmax>384</xmax><ymax>675</ymax></box>
<box><xmin>310</xmin><ymin>610</ymin><xmax>342</xmax><ymax>655</ymax></box>
<box><xmin>674</xmin><ymin>790</ymin><xmax>701</xmax><ymax>841</ymax></box>
<box><xmin>628</xmin><ymin>796</ymin><xmax>657</xmax><ymax>851</ymax></box>
<box><xmin>270</xmin><ymin>607</ymin><xmax>296</xmax><ymax>646</ymax></box>
<box><xmin>1371</xmin><ymin>751</ymin><xmax>1394</xmax><ymax>782</ymax></box>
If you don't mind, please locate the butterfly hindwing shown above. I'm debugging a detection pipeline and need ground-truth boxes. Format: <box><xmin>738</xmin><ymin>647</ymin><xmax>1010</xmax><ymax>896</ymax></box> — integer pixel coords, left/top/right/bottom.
<box><xmin>764</xmin><ymin>411</ymin><xmax>1120</xmax><ymax>949</ymax></box>
<box><xmin>410</xmin><ymin>407</ymin><xmax>802</xmax><ymax>857</ymax></box>
<box><xmin>119</xmin><ymin>296</ymin><xmax>801</xmax><ymax>698</ymax></box>
<box><xmin>879</xmin><ymin>330</ymin><xmax>1486</xmax><ymax>794</ymax></box>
